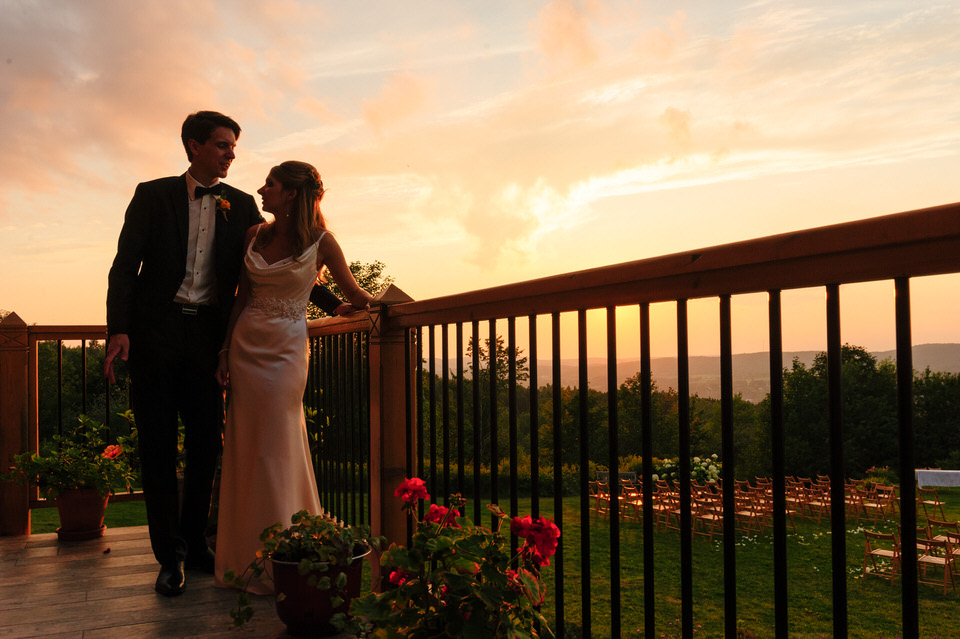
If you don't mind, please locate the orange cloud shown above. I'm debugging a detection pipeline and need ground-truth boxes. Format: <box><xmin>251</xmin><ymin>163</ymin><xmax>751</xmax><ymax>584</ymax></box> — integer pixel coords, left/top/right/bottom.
<box><xmin>361</xmin><ymin>72</ymin><xmax>429</xmax><ymax>135</ymax></box>
<box><xmin>534</xmin><ymin>0</ymin><xmax>603</xmax><ymax>68</ymax></box>
<box><xmin>660</xmin><ymin>106</ymin><xmax>693</xmax><ymax>148</ymax></box>
<box><xmin>635</xmin><ymin>10</ymin><xmax>687</xmax><ymax>61</ymax></box>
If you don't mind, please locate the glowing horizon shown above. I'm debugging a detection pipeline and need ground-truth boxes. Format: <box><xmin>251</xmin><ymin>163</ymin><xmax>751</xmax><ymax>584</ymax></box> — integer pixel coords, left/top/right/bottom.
<box><xmin>2</xmin><ymin>1</ymin><xmax>959</xmax><ymax>355</ymax></box>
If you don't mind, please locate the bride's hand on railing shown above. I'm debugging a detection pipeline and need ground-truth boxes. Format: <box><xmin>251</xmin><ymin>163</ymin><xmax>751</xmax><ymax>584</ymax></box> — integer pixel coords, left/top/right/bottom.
<box><xmin>334</xmin><ymin>302</ymin><xmax>370</xmax><ymax>316</ymax></box>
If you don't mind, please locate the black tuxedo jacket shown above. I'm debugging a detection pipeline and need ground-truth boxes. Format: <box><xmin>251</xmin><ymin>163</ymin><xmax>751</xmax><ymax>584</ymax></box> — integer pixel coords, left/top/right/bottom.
<box><xmin>106</xmin><ymin>174</ymin><xmax>262</xmax><ymax>338</ymax></box>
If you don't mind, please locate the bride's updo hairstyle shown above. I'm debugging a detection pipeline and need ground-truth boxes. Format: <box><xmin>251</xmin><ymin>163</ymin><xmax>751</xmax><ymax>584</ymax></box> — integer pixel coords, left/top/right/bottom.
<box><xmin>270</xmin><ymin>160</ymin><xmax>327</xmax><ymax>257</ymax></box>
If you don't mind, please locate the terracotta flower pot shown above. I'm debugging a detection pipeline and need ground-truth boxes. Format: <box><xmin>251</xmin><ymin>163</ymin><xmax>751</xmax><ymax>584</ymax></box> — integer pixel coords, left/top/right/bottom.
<box><xmin>271</xmin><ymin>547</ymin><xmax>370</xmax><ymax>638</ymax></box>
<box><xmin>55</xmin><ymin>488</ymin><xmax>109</xmax><ymax>541</ymax></box>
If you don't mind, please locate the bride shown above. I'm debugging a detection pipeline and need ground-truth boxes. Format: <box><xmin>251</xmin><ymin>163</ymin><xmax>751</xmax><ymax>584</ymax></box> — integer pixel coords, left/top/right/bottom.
<box><xmin>213</xmin><ymin>160</ymin><xmax>372</xmax><ymax>593</ymax></box>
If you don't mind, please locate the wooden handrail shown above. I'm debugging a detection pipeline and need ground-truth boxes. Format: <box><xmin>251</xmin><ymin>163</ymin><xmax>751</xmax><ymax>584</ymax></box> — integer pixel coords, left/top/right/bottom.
<box><xmin>385</xmin><ymin>202</ymin><xmax>960</xmax><ymax>326</ymax></box>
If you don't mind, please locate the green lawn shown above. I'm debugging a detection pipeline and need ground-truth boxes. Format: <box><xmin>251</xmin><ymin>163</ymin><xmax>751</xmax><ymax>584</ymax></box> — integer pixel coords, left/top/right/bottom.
<box><xmin>28</xmin><ymin>490</ymin><xmax>960</xmax><ymax>638</ymax></box>
<box><xmin>532</xmin><ymin>489</ymin><xmax>960</xmax><ymax>639</ymax></box>
<box><xmin>30</xmin><ymin>499</ymin><xmax>148</xmax><ymax>534</ymax></box>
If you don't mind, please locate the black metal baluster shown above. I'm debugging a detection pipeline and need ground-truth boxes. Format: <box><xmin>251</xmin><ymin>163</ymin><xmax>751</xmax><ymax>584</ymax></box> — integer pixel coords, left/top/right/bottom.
<box><xmin>361</xmin><ymin>332</ymin><xmax>371</xmax><ymax>526</ymax></box>
<box><xmin>319</xmin><ymin>335</ymin><xmax>329</xmax><ymax>507</ymax></box>
<box><xmin>346</xmin><ymin>332</ymin><xmax>356</xmax><ymax>523</ymax></box>
<box><xmin>57</xmin><ymin>340</ymin><xmax>63</xmax><ymax>437</ymax></box>
<box><xmin>457</xmin><ymin>323</ymin><xmax>465</xmax><ymax>496</ymax></box>
<box><xmin>81</xmin><ymin>340</ymin><xmax>87</xmax><ymax>417</ymax></box>
<box><xmin>442</xmin><ymin>323</ymin><xmax>450</xmax><ymax>502</ymax></box>
<box><xmin>825</xmin><ymin>283</ymin><xmax>847</xmax><ymax>638</ymax></box>
<box><xmin>472</xmin><ymin>319</ymin><xmax>482</xmax><ymax>523</ymax></box>
<box><xmin>529</xmin><ymin>315</ymin><xmax>539</xmax><ymax>519</ymax></box>
<box><xmin>416</xmin><ymin>327</ymin><xmax>425</xmax><ymax>519</ymax></box>
<box><xmin>640</xmin><ymin>303</ymin><xmax>655</xmax><ymax>639</ymax></box>
<box><xmin>678</xmin><ymin>300</ymin><xmax>693</xmax><ymax>638</ymax></box>
<box><xmin>577</xmin><ymin>309</ymin><xmax>591</xmax><ymax>636</ymax></box>
<box><xmin>896</xmin><ymin>277</ymin><xmax>919</xmax><ymax>639</ymax></box>
<box><xmin>607</xmin><ymin>306</ymin><xmax>621</xmax><ymax>639</ymax></box>
<box><xmin>489</xmin><ymin>319</ymin><xmax>498</xmax><ymax>522</ymax></box>
<box><xmin>551</xmin><ymin>311</ymin><xmax>565</xmax><ymax>638</ymax></box>
<box><xmin>428</xmin><ymin>325</ymin><xmax>437</xmax><ymax>500</ymax></box>
<box><xmin>768</xmin><ymin>290</ymin><xmax>788</xmax><ymax>639</ymax></box>
<box><xmin>336</xmin><ymin>334</ymin><xmax>350</xmax><ymax>519</ymax></box>
<box><xmin>404</xmin><ymin>328</ymin><xmax>415</xmax><ymax>544</ymax></box>
<box><xmin>508</xmin><ymin>317</ymin><xmax>518</xmax><ymax>526</ymax></box>
<box><xmin>720</xmin><ymin>295</ymin><xmax>737</xmax><ymax>638</ymax></box>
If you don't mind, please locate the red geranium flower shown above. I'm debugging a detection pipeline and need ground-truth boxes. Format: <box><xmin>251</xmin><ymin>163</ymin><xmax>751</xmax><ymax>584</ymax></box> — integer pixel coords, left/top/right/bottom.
<box><xmin>101</xmin><ymin>444</ymin><xmax>122</xmax><ymax>460</ymax></box>
<box><xmin>388</xmin><ymin>569</ymin><xmax>411</xmax><ymax>586</ymax></box>
<box><xmin>511</xmin><ymin>514</ymin><xmax>533</xmax><ymax>537</ymax></box>
<box><xmin>512</xmin><ymin>515</ymin><xmax>560</xmax><ymax>566</ymax></box>
<box><xmin>424</xmin><ymin>503</ymin><xmax>461</xmax><ymax>528</ymax></box>
<box><xmin>394</xmin><ymin>477</ymin><xmax>430</xmax><ymax>503</ymax></box>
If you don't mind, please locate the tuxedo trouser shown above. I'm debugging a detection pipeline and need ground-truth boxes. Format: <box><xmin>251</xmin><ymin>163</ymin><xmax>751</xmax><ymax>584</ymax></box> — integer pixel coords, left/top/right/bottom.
<box><xmin>129</xmin><ymin>305</ymin><xmax>223</xmax><ymax>567</ymax></box>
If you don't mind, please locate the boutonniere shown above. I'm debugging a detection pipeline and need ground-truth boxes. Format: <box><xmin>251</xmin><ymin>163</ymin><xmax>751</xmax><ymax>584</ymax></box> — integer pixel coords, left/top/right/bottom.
<box><xmin>216</xmin><ymin>195</ymin><xmax>231</xmax><ymax>222</ymax></box>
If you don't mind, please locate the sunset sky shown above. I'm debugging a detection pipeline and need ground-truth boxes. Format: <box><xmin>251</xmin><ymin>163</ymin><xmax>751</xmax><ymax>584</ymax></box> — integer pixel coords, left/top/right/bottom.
<box><xmin>2</xmin><ymin>0</ymin><xmax>959</xmax><ymax>357</ymax></box>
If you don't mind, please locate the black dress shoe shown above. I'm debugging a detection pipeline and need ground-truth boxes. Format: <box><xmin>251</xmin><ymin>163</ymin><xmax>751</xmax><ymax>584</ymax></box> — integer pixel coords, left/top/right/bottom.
<box><xmin>155</xmin><ymin>561</ymin><xmax>186</xmax><ymax>596</ymax></box>
<box><xmin>185</xmin><ymin>547</ymin><xmax>216</xmax><ymax>574</ymax></box>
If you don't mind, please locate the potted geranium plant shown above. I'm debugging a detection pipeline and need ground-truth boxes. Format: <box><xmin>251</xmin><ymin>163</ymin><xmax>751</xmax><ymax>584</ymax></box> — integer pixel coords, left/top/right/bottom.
<box><xmin>2</xmin><ymin>415</ymin><xmax>137</xmax><ymax>540</ymax></box>
<box><xmin>225</xmin><ymin>509</ymin><xmax>384</xmax><ymax>637</ymax></box>
<box><xmin>350</xmin><ymin>477</ymin><xmax>559</xmax><ymax>638</ymax></box>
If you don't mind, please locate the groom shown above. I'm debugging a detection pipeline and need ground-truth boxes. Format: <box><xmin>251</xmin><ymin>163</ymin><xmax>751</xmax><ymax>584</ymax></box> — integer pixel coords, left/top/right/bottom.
<box><xmin>104</xmin><ymin>111</ymin><xmax>344</xmax><ymax>596</ymax></box>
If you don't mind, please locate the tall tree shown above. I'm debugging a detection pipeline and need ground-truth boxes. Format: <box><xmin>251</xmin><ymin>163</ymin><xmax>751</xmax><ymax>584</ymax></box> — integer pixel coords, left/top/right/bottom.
<box><xmin>309</xmin><ymin>260</ymin><xmax>395</xmax><ymax>319</ymax></box>
<box><xmin>782</xmin><ymin>344</ymin><xmax>898</xmax><ymax>478</ymax></box>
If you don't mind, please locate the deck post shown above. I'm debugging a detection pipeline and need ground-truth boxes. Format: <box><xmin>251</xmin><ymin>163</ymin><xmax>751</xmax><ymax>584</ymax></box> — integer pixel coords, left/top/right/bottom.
<box><xmin>0</xmin><ymin>312</ymin><xmax>30</xmax><ymax>536</ymax></box>
<box><xmin>367</xmin><ymin>304</ymin><xmax>416</xmax><ymax>584</ymax></box>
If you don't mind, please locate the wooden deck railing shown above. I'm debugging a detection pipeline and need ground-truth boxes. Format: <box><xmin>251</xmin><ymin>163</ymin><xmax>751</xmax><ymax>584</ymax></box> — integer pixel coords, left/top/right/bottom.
<box><xmin>2</xmin><ymin>201</ymin><xmax>960</xmax><ymax>638</ymax></box>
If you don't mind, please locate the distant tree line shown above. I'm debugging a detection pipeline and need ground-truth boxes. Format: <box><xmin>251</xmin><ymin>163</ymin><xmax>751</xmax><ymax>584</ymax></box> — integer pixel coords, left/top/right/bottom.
<box><xmin>34</xmin><ymin>335</ymin><xmax>960</xmax><ymax>486</ymax></box>
<box><xmin>418</xmin><ymin>341</ymin><xmax>960</xmax><ymax>485</ymax></box>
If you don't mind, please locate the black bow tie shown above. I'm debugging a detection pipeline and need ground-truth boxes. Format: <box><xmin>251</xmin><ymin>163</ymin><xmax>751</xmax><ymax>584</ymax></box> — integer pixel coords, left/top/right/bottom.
<box><xmin>194</xmin><ymin>183</ymin><xmax>222</xmax><ymax>199</ymax></box>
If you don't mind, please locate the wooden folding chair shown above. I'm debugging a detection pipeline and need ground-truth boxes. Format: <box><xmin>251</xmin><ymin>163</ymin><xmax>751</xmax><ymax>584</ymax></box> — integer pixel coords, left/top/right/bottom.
<box><xmin>916</xmin><ymin>533</ymin><xmax>956</xmax><ymax>594</ymax></box>
<box><xmin>734</xmin><ymin>490</ymin><xmax>766</xmax><ymax>535</ymax></box>
<box><xmin>805</xmin><ymin>483</ymin><xmax>832</xmax><ymax>524</ymax></box>
<box><xmin>656</xmin><ymin>488</ymin><xmax>682</xmax><ymax>532</ymax></box>
<box><xmin>693</xmin><ymin>493</ymin><xmax>723</xmax><ymax>542</ymax></box>
<box><xmin>589</xmin><ymin>480</ymin><xmax>610</xmax><ymax>517</ymax></box>
<box><xmin>919</xmin><ymin>486</ymin><xmax>947</xmax><ymax>521</ymax></box>
<box><xmin>858</xmin><ymin>486</ymin><xmax>886</xmax><ymax>524</ymax></box>
<box><xmin>619</xmin><ymin>478</ymin><xmax>643</xmax><ymax>522</ymax></box>
<box><xmin>845</xmin><ymin>483</ymin><xmax>865</xmax><ymax>523</ymax></box>
<box><xmin>863</xmin><ymin>530</ymin><xmax>899</xmax><ymax>584</ymax></box>
<box><xmin>942</xmin><ymin>531</ymin><xmax>960</xmax><ymax>562</ymax></box>
<box><xmin>784</xmin><ymin>478</ymin><xmax>807</xmax><ymax>517</ymax></box>
<box><xmin>875</xmin><ymin>484</ymin><xmax>898</xmax><ymax>518</ymax></box>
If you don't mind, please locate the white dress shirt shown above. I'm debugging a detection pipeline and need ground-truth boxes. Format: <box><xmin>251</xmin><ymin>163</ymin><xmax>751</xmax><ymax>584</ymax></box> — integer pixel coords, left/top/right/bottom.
<box><xmin>173</xmin><ymin>172</ymin><xmax>219</xmax><ymax>305</ymax></box>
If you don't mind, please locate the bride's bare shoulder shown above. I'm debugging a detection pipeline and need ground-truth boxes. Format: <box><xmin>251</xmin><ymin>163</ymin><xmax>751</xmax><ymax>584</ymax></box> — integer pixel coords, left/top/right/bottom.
<box><xmin>244</xmin><ymin>224</ymin><xmax>262</xmax><ymax>244</ymax></box>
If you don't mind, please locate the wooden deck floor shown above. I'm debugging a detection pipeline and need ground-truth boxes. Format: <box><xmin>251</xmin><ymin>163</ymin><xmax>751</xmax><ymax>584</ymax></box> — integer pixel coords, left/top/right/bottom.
<box><xmin>0</xmin><ymin>525</ymin><xmax>342</xmax><ymax>638</ymax></box>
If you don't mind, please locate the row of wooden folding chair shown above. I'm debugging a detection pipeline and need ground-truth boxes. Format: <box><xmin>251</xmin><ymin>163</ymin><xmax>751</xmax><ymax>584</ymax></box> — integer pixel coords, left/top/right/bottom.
<box><xmin>846</xmin><ymin>483</ymin><xmax>898</xmax><ymax>524</ymax></box>
<box><xmin>863</xmin><ymin>524</ymin><xmax>959</xmax><ymax>594</ymax></box>
<box><xmin>590</xmin><ymin>477</ymin><xmax>648</xmax><ymax>520</ymax></box>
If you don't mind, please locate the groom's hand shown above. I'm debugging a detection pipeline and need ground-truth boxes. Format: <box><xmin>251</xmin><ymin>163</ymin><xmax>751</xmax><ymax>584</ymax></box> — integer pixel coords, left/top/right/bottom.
<box><xmin>104</xmin><ymin>334</ymin><xmax>129</xmax><ymax>385</ymax></box>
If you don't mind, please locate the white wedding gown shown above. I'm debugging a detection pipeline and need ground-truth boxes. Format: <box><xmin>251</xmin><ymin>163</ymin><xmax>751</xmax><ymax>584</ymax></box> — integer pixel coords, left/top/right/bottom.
<box><xmin>214</xmin><ymin>228</ymin><xmax>325</xmax><ymax>594</ymax></box>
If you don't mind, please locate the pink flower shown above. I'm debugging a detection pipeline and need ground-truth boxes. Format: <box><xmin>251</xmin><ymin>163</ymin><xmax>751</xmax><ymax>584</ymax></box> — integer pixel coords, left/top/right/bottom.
<box><xmin>101</xmin><ymin>445</ymin><xmax>122</xmax><ymax>460</ymax></box>
<box><xmin>394</xmin><ymin>477</ymin><xmax>429</xmax><ymax>503</ymax></box>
